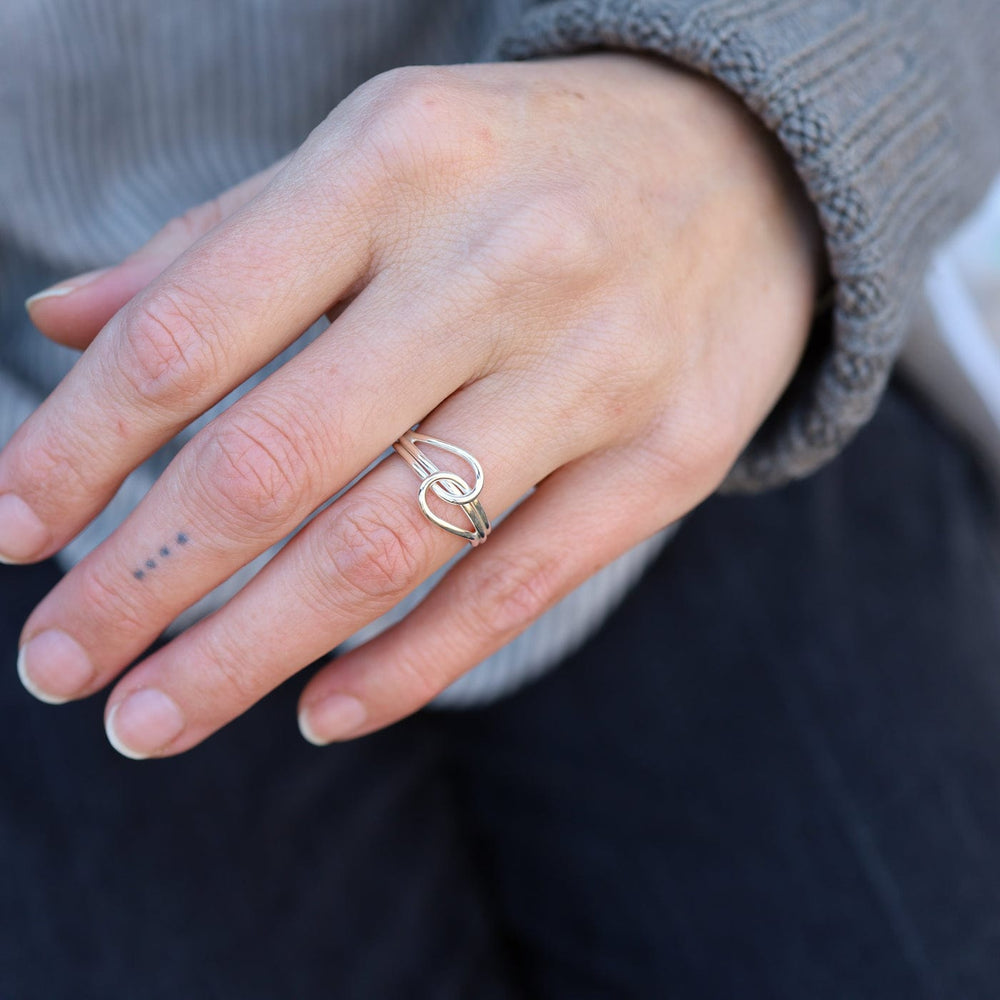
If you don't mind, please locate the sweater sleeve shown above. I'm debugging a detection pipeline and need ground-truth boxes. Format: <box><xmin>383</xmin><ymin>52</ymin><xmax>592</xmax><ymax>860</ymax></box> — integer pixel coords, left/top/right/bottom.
<box><xmin>490</xmin><ymin>0</ymin><xmax>1000</xmax><ymax>491</ymax></box>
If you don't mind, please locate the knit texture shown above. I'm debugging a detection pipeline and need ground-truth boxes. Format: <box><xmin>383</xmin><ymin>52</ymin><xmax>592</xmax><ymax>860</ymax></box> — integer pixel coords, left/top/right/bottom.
<box><xmin>498</xmin><ymin>0</ymin><xmax>1000</xmax><ymax>490</ymax></box>
<box><xmin>1</xmin><ymin>0</ymin><xmax>997</xmax><ymax>704</ymax></box>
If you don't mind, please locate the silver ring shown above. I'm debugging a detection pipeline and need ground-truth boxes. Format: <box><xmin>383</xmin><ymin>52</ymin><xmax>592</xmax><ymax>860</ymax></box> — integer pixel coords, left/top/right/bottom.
<box><xmin>392</xmin><ymin>431</ymin><xmax>491</xmax><ymax>546</ymax></box>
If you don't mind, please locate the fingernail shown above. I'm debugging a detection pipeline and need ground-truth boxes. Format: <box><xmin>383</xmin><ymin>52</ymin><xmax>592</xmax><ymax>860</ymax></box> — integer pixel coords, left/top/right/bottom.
<box><xmin>18</xmin><ymin>629</ymin><xmax>97</xmax><ymax>704</ymax></box>
<box><xmin>0</xmin><ymin>494</ymin><xmax>50</xmax><ymax>564</ymax></box>
<box><xmin>105</xmin><ymin>689</ymin><xmax>186</xmax><ymax>760</ymax></box>
<box><xmin>24</xmin><ymin>267</ymin><xmax>111</xmax><ymax>311</ymax></box>
<box><xmin>298</xmin><ymin>694</ymin><xmax>367</xmax><ymax>745</ymax></box>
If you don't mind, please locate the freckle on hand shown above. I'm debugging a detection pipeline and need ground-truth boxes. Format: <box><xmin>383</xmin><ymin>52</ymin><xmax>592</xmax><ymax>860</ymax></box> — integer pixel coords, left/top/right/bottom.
<box><xmin>133</xmin><ymin>570</ymin><xmax>145</xmax><ymax>581</ymax></box>
<box><xmin>160</xmin><ymin>547</ymin><xmax>170</xmax><ymax>558</ymax></box>
<box><xmin>176</xmin><ymin>532</ymin><xmax>189</xmax><ymax>546</ymax></box>
<box><xmin>145</xmin><ymin>558</ymin><xmax>157</xmax><ymax>570</ymax></box>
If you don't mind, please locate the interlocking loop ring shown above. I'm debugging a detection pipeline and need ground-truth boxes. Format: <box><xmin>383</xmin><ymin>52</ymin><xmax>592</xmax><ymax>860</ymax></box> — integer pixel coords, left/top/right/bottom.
<box><xmin>392</xmin><ymin>431</ymin><xmax>491</xmax><ymax>546</ymax></box>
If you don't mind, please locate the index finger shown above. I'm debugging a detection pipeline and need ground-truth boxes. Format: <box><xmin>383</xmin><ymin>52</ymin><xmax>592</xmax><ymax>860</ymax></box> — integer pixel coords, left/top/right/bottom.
<box><xmin>0</xmin><ymin>127</ymin><xmax>375</xmax><ymax>564</ymax></box>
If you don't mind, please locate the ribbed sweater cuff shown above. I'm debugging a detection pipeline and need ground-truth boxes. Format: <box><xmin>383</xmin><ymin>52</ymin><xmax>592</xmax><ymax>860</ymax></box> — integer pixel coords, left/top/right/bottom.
<box><xmin>491</xmin><ymin>0</ymin><xmax>981</xmax><ymax>490</ymax></box>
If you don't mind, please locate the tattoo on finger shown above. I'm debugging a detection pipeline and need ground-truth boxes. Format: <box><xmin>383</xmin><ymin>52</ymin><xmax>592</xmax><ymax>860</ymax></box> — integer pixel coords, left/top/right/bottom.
<box><xmin>132</xmin><ymin>531</ymin><xmax>190</xmax><ymax>581</ymax></box>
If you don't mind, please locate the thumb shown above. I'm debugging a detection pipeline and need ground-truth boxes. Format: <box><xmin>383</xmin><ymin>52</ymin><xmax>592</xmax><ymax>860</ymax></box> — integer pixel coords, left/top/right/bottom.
<box><xmin>25</xmin><ymin>156</ymin><xmax>288</xmax><ymax>350</ymax></box>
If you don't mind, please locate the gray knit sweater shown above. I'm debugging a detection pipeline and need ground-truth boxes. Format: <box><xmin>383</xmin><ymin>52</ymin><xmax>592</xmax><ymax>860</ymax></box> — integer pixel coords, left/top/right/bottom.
<box><xmin>2</xmin><ymin>0</ymin><xmax>998</xmax><ymax>705</ymax></box>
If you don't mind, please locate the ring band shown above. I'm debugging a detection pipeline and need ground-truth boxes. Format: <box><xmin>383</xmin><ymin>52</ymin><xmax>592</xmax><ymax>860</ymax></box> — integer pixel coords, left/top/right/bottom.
<box><xmin>392</xmin><ymin>431</ymin><xmax>491</xmax><ymax>546</ymax></box>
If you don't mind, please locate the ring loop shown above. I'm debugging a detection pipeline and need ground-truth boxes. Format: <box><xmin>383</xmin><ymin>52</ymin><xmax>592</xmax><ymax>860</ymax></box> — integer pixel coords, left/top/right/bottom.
<box><xmin>392</xmin><ymin>431</ymin><xmax>491</xmax><ymax>546</ymax></box>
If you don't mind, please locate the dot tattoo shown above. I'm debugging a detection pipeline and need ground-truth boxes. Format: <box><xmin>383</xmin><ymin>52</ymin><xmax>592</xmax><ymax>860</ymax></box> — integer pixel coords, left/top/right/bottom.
<box><xmin>132</xmin><ymin>532</ymin><xmax>191</xmax><ymax>582</ymax></box>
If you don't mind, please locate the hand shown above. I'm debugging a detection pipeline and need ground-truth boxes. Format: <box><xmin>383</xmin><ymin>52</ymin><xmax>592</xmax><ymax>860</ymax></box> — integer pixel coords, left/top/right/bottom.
<box><xmin>7</xmin><ymin>54</ymin><xmax>821</xmax><ymax>757</ymax></box>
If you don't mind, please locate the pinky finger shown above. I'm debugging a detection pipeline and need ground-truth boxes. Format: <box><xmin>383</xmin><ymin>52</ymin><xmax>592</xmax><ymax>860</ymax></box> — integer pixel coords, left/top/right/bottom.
<box><xmin>297</xmin><ymin>445</ymin><xmax>694</xmax><ymax>744</ymax></box>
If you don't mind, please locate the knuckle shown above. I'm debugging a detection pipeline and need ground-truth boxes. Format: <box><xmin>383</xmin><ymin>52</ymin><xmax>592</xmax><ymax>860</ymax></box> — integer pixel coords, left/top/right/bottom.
<box><xmin>569</xmin><ymin>309</ymin><xmax>671</xmax><ymax>439</ymax></box>
<box><xmin>348</xmin><ymin>66</ymin><xmax>479</xmax><ymax>188</ymax></box>
<box><xmin>646</xmin><ymin>397</ymin><xmax>744</xmax><ymax>497</ymax></box>
<box><xmin>198</xmin><ymin>628</ymin><xmax>263</xmax><ymax>703</ymax></box>
<box><xmin>77</xmin><ymin>567</ymin><xmax>148</xmax><ymax>641</ymax></box>
<box><xmin>158</xmin><ymin>199</ymin><xmax>226</xmax><ymax>248</ymax></box>
<box><xmin>483</xmin><ymin>189</ymin><xmax>608</xmax><ymax>288</ymax></box>
<box><xmin>679</xmin><ymin>367</ymin><xmax>757</xmax><ymax>479</ymax></box>
<box><xmin>190</xmin><ymin>413</ymin><xmax>316</xmax><ymax>537</ymax></box>
<box><xmin>462</xmin><ymin>550</ymin><xmax>558</xmax><ymax>645</ymax></box>
<box><xmin>17</xmin><ymin>422</ymin><xmax>94</xmax><ymax>504</ymax></box>
<box><xmin>322</xmin><ymin>493</ymin><xmax>431</xmax><ymax>604</ymax></box>
<box><xmin>118</xmin><ymin>287</ymin><xmax>222</xmax><ymax>407</ymax></box>
<box><xmin>363</xmin><ymin>66</ymin><xmax>461</xmax><ymax>135</ymax></box>
<box><xmin>384</xmin><ymin>649</ymin><xmax>449</xmax><ymax>708</ymax></box>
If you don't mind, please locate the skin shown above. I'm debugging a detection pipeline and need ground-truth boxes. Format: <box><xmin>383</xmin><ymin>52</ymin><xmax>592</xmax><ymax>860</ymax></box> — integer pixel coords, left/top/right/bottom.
<box><xmin>5</xmin><ymin>53</ymin><xmax>823</xmax><ymax>758</ymax></box>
